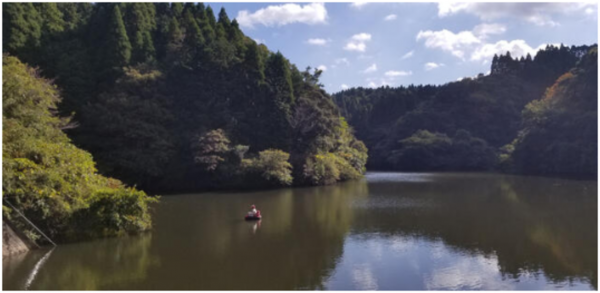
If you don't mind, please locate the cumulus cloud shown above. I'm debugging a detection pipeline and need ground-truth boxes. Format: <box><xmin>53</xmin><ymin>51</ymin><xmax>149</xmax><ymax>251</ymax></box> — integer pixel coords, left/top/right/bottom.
<box><xmin>341</xmin><ymin>84</ymin><xmax>349</xmax><ymax>90</ymax></box>
<box><xmin>416</xmin><ymin>29</ymin><xmax>480</xmax><ymax>59</ymax></box>
<box><xmin>317</xmin><ymin>65</ymin><xmax>327</xmax><ymax>72</ymax></box>
<box><xmin>384</xmin><ymin>14</ymin><xmax>397</xmax><ymax>21</ymax></box>
<box><xmin>362</xmin><ymin>63</ymin><xmax>378</xmax><ymax>73</ymax></box>
<box><xmin>237</xmin><ymin>3</ymin><xmax>328</xmax><ymax>28</ymax></box>
<box><xmin>307</xmin><ymin>38</ymin><xmax>329</xmax><ymax>46</ymax></box>
<box><xmin>470</xmin><ymin>40</ymin><xmax>554</xmax><ymax>61</ymax></box>
<box><xmin>473</xmin><ymin>23</ymin><xmax>506</xmax><ymax>38</ymax></box>
<box><xmin>401</xmin><ymin>50</ymin><xmax>414</xmax><ymax>59</ymax></box>
<box><xmin>254</xmin><ymin>38</ymin><xmax>265</xmax><ymax>45</ymax></box>
<box><xmin>385</xmin><ymin>70</ymin><xmax>412</xmax><ymax>77</ymax></box>
<box><xmin>438</xmin><ymin>3</ymin><xmax>595</xmax><ymax>27</ymax></box>
<box><xmin>344</xmin><ymin>33</ymin><xmax>372</xmax><ymax>52</ymax></box>
<box><xmin>425</xmin><ymin>62</ymin><xmax>445</xmax><ymax>71</ymax></box>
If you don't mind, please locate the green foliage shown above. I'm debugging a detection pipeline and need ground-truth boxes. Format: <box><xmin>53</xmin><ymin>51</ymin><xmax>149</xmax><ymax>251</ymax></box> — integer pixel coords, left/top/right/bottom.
<box><xmin>243</xmin><ymin>149</ymin><xmax>293</xmax><ymax>186</ymax></box>
<box><xmin>2</xmin><ymin>56</ymin><xmax>156</xmax><ymax>243</ymax></box>
<box><xmin>387</xmin><ymin>130</ymin><xmax>496</xmax><ymax>171</ymax></box>
<box><xmin>507</xmin><ymin>48</ymin><xmax>597</xmax><ymax>178</ymax></box>
<box><xmin>193</xmin><ymin>129</ymin><xmax>231</xmax><ymax>171</ymax></box>
<box><xmin>333</xmin><ymin>44</ymin><xmax>595</xmax><ymax>177</ymax></box>
<box><xmin>104</xmin><ymin>5</ymin><xmax>131</xmax><ymax>73</ymax></box>
<box><xmin>2</xmin><ymin>2</ymin><xmax>368</xmax><ymax>193</ymax></box>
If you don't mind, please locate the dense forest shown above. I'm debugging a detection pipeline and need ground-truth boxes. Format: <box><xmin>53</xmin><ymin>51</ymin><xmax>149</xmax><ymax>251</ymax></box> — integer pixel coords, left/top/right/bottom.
<box><xmin>3</xmin><ymin>56</ymin><xmax>155</xmax><ymax>243</ymax></box>
<box><xmin>3</xmin><ymin>2</ymin><xmax>368</xmax><ymax>194</ymax></box>
<box><xmin>2</xmin><ymin>2</ymin><xmax>367</xmax><ymax>243</ymax></box>
<box><xmin>333</xmin><ymin>44</ymin><xmax>597</xmax><ymax>178</ymax></box>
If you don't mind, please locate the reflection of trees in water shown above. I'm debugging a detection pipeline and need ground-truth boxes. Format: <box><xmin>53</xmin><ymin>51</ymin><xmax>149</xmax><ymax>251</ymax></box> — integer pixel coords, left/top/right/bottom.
<box><xmin>121</xmin><ymin>180</ymin><xmax>370</xmax><ymax>290</ymax></box>
<box><xmin>4</xmin><ymin>233</ymin><xmax>157</xmax><ymax>290</ymax></box>
<box><xmin>352</xmin><ymin>174</ymin><xmax>597</xmax><ymax>288</ymax></box>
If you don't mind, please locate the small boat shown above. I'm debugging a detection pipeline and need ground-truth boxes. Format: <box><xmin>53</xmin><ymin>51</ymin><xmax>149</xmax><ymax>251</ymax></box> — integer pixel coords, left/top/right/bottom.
<box><xmin>245</xmin><ymin>210</ymin><xmax>262</xmax><ymax>221</ymax></box>
<box><xmin>245</xmin><ymin>215</ymin><xmax>262</xmax><ymax>221</ymax></box>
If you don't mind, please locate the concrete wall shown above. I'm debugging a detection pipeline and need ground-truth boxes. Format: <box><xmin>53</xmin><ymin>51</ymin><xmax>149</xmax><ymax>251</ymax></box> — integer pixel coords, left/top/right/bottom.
<box><xmin>3</xmin><ymin>221</ymin><xmax>33</xmax><ymax>257</ymax></box>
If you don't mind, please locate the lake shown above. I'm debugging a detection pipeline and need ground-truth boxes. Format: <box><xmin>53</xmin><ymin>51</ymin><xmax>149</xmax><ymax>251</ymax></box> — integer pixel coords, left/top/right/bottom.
<box><xmin>3</xmin><ymin>172</ymin><xmax>597</xmax><ymax>290</ymax></box>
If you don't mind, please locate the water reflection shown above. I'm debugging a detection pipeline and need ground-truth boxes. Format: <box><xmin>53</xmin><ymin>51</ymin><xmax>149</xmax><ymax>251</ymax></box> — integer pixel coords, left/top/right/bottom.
<box><xmin>343</xmin><ymin>172</ymin><xmax>597</xmax><ymax>289</ymax></box>
<box><xmin>2</xmin><ymin>172</ymin><xmax>596</xmax><ymax>290</ymax></box>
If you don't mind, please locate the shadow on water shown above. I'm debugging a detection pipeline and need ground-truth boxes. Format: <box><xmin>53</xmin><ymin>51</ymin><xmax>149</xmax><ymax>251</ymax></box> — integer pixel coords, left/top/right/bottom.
<box><xmin>2</xmin><ymin>173</ymin><xmax>596</xmax><ymax>290</ymax></box>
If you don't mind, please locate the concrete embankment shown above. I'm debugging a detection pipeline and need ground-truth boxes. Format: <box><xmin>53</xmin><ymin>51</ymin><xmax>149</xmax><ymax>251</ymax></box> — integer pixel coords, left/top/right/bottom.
<box><xmin>3</xmin><ymin>221</ymin><xmax>34</xmax><ymax>257</ymax></box>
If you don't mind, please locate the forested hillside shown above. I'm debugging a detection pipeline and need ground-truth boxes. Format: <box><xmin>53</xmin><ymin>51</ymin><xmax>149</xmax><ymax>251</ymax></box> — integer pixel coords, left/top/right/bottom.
<box><xmin>505</xmin><ymin>47</ymin><xmax>597</xmax><ymax>178</ymax></box>
<box><xmin>333</xmin><ymin>45</ymin><xmax>597</xmax><ymax>178</ymax></box>
<box><xmin>3</xmin><ymin>3</ymin><xmax>368</xmax><ymax>192</ymax></box>
<box><xmin>3</xmin><ymin>56</ymin><xmax>155</xmax><ymax>243</ymax></box>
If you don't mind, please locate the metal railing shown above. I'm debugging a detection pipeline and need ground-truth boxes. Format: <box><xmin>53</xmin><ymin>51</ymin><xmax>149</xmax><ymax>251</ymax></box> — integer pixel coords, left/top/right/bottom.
<box><xmin>3</xmin><ymin>199</ymin><xmax>57</xmax><ymax>247</ymax></box>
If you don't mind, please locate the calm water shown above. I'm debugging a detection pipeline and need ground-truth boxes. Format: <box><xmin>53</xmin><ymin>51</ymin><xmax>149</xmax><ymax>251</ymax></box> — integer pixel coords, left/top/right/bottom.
<box><xmin>3</xmin><ymin>172</ymin><xmax>597</xmax><ymax>290</ymax></box>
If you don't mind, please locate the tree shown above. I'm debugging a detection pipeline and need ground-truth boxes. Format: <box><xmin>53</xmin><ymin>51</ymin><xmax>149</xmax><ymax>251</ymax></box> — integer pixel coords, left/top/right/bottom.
<box><xmin>3</xmin><ymin>55</ymin><xmax>155</xmax><ymax>243</ymax></box>
<box><xmin>3</xmin><ymin>3</ymin><xmax>42</xmax><ymax>62</ymax></box>
<box><xmin>104</xmin><ymin>5</ymin><xmax>131</xmax><ymax>72</ymax></box>
<box><xmin>243</xmin><ymin>149</ymin><xmax>293</xmax><ymax>186</ymax></box>
<box><xmin>193</xmin><ymin>129</ymin><xmax>231</xmax><ymax>171</ymax></box>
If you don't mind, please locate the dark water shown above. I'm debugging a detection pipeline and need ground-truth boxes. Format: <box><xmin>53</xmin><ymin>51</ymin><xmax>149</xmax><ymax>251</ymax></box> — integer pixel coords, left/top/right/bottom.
<box><xmin>3</xmin><ymin>172</ymin><xmax>597</xmax><ymax>290</ymax></box>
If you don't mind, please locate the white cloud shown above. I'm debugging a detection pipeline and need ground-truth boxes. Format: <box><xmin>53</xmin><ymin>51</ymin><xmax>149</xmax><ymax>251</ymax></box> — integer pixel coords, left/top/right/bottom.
<box><xmin>350</xmin><ymin>2</ymin><xmax>370</xmax><ymax>9</ymax></box>
<box><xmin>384</xmin><ymin>14</ymin><xmax>397</xmax><ymax>21</ymax></box>
<box><xmin>473</xmin><ymin>23</ymin><xmax>506</xmax><ymax>38</ymax></box>
<box><xmin>307</xmin><ymin>38</ymin><xmax>329</xmax><ymax>46</ymax></box>
<box><xmin>401</xmin><ymin>50</ymin><xmax>414</xmax><ymax>60</ymax></box>
<box><xmin>237</xmin><ymin>3</ymin><xmax>328</xmax><ymax>28</ymax></box>
<box><xmin>437</xmin><ymin>3</ymin><xmax>595</xmax><ymax>27</ymax></box>
<box><xmin>471</xmin><ymin>40</ymin><xmax>535</xmax><ymax>61</ymax></box>
<box><xmin>363</xmin><ymin>63</ymin><xmax>378</xmax><ymax>73</ymax></box>
<box><xmin>385</xmin><ymin>70</ymin><xmax>412</xmax><ymax>77</ymax></box>
<box><xmin>585</xmin><ymin>7</ymin><xmax>595</xmax><ymax>14</ymax></box>
<box><xmin>344</xmin><ymin>33</ymin><xmax>372</xmax><ymax>52</ymax></box>
<box><xmin>317</xmin><ymin>65</ymin><xmax>327</xmax><ymax>72</ymax></box>
<box><xmin>254</xmin><ymin>38</ymin><xmax>265</xmax><ymax>45</ymax></box>
<box><xmin>352</xmin><ymin>33</ymin><xmax>372</xmax><ymax>42</ymax></box>
<box><xmin>335</xmin><ymin>58</ymin><xmax>350</xmax><ymax>66</ymax></box>
<box><xmin>417</xmin><ymin>24</ymin><xmax>553</xmax><ymax>63</ymax></box>
<box><xmin>416</xmin><ymin>29</ymin><xmax>480</xmax><ymax>59</ymax></box>
<box><xmin>341</xmin><ymin>84</ymin><xmax>349</xmax><ymax>90</ymax></box>
<box><xmin>425</xmin><ymin>62</ymin><xmax>445</xmax><ymax>71</ymax></box>
<box><xmin>366</xmin><ymin>78</ymin><xmax>392</xmax><ymax>88</ymax></box>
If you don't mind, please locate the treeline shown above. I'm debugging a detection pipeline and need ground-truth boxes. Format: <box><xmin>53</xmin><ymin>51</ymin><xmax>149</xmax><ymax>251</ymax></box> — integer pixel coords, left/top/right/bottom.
<box><xmin>333</xmin><ymin>44</ymin><xmax>597</xmax><ymax>178</ymax></box>
<box><xmin>3</xmin><ymin>3</ymin><xmax>368</xmax><ymax>193</ymax></box>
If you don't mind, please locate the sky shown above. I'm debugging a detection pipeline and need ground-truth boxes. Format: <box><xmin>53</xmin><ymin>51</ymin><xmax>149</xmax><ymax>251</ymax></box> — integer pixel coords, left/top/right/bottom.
<box><xmin>210</xmin><ymin>2</ymin><xmax>598</xmax><ymax>93</ymax></box>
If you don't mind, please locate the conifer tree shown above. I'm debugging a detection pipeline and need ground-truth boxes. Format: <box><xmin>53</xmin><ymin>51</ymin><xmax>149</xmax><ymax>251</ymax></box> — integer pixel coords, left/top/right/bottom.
<box><xmin>171</xmin><ymin>2</ymin><xmax>183</xmax><ymax>19</ymax></box>
<box><xmin>266</xmin><ymin>52</ymin><xmax>295</xmax><ymax>106</ymax></box>
<box><xmin>3</xmin><ymin>3</ymin><xmax>42</xmax><ymax>58</ymax></box>
<box><xmin>218</xmin><ymin>7</ymin><xmax>231</xmax><ymax>29</ymax></box>
<box><xmin>126</xmin><ymin>3</ymin><xmax>156</xmax><ymax>64</ymax></box>
<box><xmin>206</xmin><ymin>6</ymin><xmax>217</xmax><ymax>28</ymax></box>
<box><xmin>37</xmin><ymin>3</ymin><xmax>65</xmax><ymax>35</ymax></box>
<box><xmin>245</xmin><ymin>41</ymin><xmax>265</xmax><ymax>82</ymax></box>
<box><xmin>105</xmin><ymin>5</ymin><xmax>131</xmax><ymax>71</ymax></box>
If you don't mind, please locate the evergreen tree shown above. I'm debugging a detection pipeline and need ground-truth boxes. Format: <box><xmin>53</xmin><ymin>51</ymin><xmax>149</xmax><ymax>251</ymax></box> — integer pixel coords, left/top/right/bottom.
<box><xmin>37</xmin><ymin>3</ymin><xmax>65</xmax><ymax>35</ymax></box>
<box><xmin>126</xmin><ymin>3</ymin><xmax>156</xmax><ymax>64</ymax></box>
<box><xmin>206</xmin><ymin>6</ymin><xmax>217</xmax><ymax>29</ymax></box>
<box><xmin>104</xmin><ymin>5</ymin><xmax>131</xmax><ymax>73</ymax></box>
<box><xmin>218</xmin><ymin>7</ymin><xmax>231</xmax><ymax>30</ymax></box>
<box><xmin>3</xmin><ymin>3</ymin><xmax>42</xmax><ymax>61</ymax></box>
<box><xmin>170</xmin><ymin>2</ymin><xmax>183</xmax><ymax>19</ymax></box>
<box><xmin>266</xmin><ymin>52</ymin><xmax>295</xmax><ymax>106</ymax></box>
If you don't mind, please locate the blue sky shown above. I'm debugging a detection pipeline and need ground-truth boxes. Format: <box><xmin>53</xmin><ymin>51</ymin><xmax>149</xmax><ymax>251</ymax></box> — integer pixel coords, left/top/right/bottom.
<box><xmin>209</xmin><ymin>2</ymin><xmax>597</xmax><ymax>93</ymax></box>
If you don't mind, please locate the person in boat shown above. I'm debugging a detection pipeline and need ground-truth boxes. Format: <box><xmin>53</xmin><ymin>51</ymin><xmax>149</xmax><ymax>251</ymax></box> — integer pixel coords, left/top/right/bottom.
<box><xmin>248</xmin><ymin>205</ymin><xmax>258</xmax><ymax>217</ymax></box>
